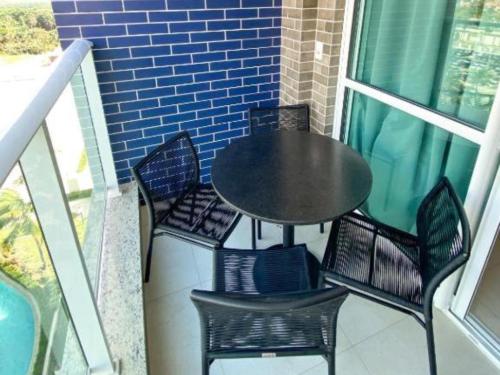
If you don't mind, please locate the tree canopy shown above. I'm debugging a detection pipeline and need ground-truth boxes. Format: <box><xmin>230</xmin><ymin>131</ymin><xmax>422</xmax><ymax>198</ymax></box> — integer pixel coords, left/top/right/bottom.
<box><xmin>0</xmin><ymin>5</ymin><xmax>59</xmax><ymax>55</ymax></box>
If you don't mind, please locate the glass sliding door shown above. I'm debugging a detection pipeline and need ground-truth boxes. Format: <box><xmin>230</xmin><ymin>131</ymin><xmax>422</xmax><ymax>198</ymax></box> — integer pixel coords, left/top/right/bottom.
<box><xmin>338</xmin><ymin>0</ymin><xmax>500</xmax><ymax>233</ymax></box>
<box><xmin>336</xmin><ymin>0</ymin><xmax>500</xmax><ymax>359</ymax></box>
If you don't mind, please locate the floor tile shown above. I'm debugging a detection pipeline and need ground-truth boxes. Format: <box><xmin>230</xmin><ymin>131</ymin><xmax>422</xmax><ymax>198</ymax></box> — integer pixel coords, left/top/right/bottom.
<box><xmin>300</xmin><ymin>348</ymin><xmax>371</xmax><ymax>375</ymax></box>
<box><xmin>144</xmin><ymin>237</ymin><xmax>200</xmax><ymax>302</ymax></box>
<box><xmin>338</xmin><ymin>295</ymin><xmax>407</xmax><ymax>345</ymax></box>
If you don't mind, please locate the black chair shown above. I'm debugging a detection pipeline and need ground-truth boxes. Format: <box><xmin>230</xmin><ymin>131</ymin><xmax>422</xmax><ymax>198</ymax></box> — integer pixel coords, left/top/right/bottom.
<box><xmin>132</xmin><ymin>131</ymin><xmax>241</xmax><ymax>282</ymax></box>
<box><xmin>319</xmin><ymin>177</ymin><xmax>471</xmax><ymax>375</ymax></box>
<box><xmin>191</xmin><ymin>244</ymin><xmax>349</xmax><ymax>375</ymax></box>
<box><xmin>248</xmin><ymin>104</ymin><xmax>325</xmax><ymax>248</ymax></box>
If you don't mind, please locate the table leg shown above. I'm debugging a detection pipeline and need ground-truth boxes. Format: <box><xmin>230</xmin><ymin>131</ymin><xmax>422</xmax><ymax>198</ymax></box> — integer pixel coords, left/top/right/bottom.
<box><xmin>283</xmin><ymin>225</ymin><xmax>295</xmax><ymax>247</ymax></box>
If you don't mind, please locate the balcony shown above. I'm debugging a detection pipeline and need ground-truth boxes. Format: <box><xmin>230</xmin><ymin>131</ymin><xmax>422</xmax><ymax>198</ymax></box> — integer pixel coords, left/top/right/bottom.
<box><xmin>1</xmin><ymin>1</ymin><xmax>499</xmax><ymax>375</ymax></box>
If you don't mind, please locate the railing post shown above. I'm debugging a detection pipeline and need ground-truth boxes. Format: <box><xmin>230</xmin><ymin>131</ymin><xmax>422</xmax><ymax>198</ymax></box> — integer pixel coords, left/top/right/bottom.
<box><xmin>80</xmin><ymin>48</ymin><xmax>119</xmax><ymax>194</ymax></box>
<box><xmin>20</xmin><ymin>124</ymin><xmax>118</xmax><ymax>374</ymax></box>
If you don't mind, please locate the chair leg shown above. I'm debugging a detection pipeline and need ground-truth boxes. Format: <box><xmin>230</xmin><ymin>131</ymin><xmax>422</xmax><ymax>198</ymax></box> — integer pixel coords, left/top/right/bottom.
<box><xmin>257</xmin><ymin>220</ymin><xmax>262</xmax><ymax>240</ymax></box>
<box><xmin>320</xmin><ymin>223</ymin><xmax>325</xmax><ymax>233</ymax></box>
<box><xmin>425</xmin><ymin>318</ymin><xmax>438</xmax><ymax>375</ymax></box>
<box><xmin>251</xmin><ymin>218</ymin><xmax>257</xmax><ymax>250</ymax></box>
<box><xmin>202</xmin><ymin>355</ymin><xmax>210</xmax><ymax>375</ymax></box>
<box><xmin>327</xmin><ymin>353</ymin><xmax>335</xmax><ymax>375</ymax></box>
<box><xmin>144</xmin><ymin>233</ymin><xmax>154</xmax><ymax>283</ymax></box>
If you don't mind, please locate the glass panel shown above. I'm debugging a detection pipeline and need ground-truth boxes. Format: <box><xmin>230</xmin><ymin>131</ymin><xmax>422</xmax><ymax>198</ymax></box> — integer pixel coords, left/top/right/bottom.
<box><xmin>350</xmin><ymin>0</ymin><xmax>500</xmax><ymax>130</ymax></box>
<box><xmin>0</xmin><ymin>165</ymin><xmax>87</xmax><ymax>375</ymax></box>
<box><xmin>45</xmin><ymin>68</ymin><xmax>106</xmax><ymax>290</ymax></box>
<box><xmin>345</xmin><ymin>91</ymin><xmax>480</xmax><ymax>233</ymax></box>
<box><xmin>467</xmin><ymin>227</ymin><xmax>500</xmax><ymax>346</ymax></box>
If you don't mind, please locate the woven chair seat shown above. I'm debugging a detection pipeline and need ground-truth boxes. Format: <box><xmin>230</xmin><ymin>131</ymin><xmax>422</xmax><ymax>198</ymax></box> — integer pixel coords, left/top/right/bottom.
<box><xmin>155</xmin><ymin>184</ymin><xmax>239</xmax><ymax>247</ymax></box>
<box><xmin>324</xmin><ymin>213</ymin><xmax>423</xmax><ymax>309</ymax></box>
<box><xmin>214</xmin><ymin>245</ymin><xmax>319</xmax><ymax>294</ymax></box>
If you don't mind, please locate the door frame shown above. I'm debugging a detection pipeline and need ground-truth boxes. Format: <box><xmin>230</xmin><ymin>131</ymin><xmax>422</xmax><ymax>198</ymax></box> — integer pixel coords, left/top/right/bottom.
<box><xmin>333</xmin><ymin>0</ymin><xmax>500</xmax><ymax>357</ymax></box>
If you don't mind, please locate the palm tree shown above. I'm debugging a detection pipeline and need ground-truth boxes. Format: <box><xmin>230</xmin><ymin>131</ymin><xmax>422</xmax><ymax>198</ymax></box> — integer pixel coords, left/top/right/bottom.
<box><xmin>0</xmin><ymin>188</ymin><xmax>47</xmax><ymax>269</ymax></box>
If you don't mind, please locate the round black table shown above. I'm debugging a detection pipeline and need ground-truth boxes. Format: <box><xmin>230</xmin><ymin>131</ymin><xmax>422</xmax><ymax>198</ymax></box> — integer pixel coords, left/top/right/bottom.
<box><xmin>211</xmin><ymin>131</ymin><xmax>372</xmax><ymax>247</ymax></box>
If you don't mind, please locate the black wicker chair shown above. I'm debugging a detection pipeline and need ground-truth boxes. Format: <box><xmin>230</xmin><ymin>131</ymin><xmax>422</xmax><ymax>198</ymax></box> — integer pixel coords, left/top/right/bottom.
<box><xmin>319</xmin><ymin>177</ymin><xmax>471</xmax><ymax>375</ymax></box>
<box><xmin>132</xmin><ymin>131</ymin><xmax>241</xmax><ymax>282</ymax></box>
<box><xmin>191</xmin><ymin>244</ymin><xmax>349</xmax><ymax>375</ymax></box>
<box><xmin>248</xmin><ymin>104</ymin><xmax>324</xmax><ymax>248</ymax></box>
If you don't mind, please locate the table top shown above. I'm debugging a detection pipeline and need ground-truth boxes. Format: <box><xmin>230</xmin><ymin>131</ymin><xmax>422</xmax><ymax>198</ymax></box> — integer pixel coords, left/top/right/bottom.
<box><xmin>211</xmin><ymin>131</ymin><xmax>372</xmax><ymax>225</ymax></box>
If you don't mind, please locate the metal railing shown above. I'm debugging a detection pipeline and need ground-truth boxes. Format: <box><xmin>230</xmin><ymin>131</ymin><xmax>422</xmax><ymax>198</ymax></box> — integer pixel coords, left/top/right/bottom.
<box><xmin>0</xmin><ymin>40</ymin><xmax>119</xmax><ymax>374</ymax></box>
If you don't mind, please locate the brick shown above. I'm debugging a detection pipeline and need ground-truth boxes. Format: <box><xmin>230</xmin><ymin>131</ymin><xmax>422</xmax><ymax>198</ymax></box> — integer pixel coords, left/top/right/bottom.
<box><xmin>210</xmin><ymin>60</ymin><xmax>241</xmax><ymax>71</ymax></box>
<box><xmin>207</xmin><ymin>0</ymin><xmax>240</xmax><ymax>8</ymax></box>
<box><xmin>120</xmin><ymin>99</ymin><xmax>159</xmax><ymax>112</ymax></box>
<box><xmin>172</xmin><ymin>43</ymin><xmax>207</xmax><ymax>54</ymax></box>
<box><xmin>161</xmin><ymin>94</ymin><xmax>196</xmax><ymax>106</ymax></box>
<box><xmin>108</xmin><ymin>35</ymin><xmax>150</xmax><ymax>48</ymax></box>
<box><xmin>123</xmin><ymin>118</ymin><xmax>162</xmax><ymax>131</ymax></box>
<box><xmin>157</xmin><ymin>75</ymin><xmax>194</xmax><ymax>87</ymax></box>
<box><xmin>189</xmin><ymin>10</ymin><xmax>225</xmax><ymax>20</ymax></box>
<box><xmin>243</xmin><ymin>57</ymin><xmax>273</xmax><ymax>67</ymax></box>
<box><xmin>227</xmin><ymin>49</ymin><xmax>258</xmax><ymax>59</ymax></box>
<box><xmin>149</xmin><ymin>11</ymin><xmax>188</xmax><ymax>22</ymax></box>
<box><xmin>180</xmin><ymin>118</ymin><xmax>213</xmax><ymax>130</ymax></box>
<box><xmin>243</xmin><ymin>38</ymin><xmax>273</xmax><ymax>48</ymax></box>
<box><xmin>152</xmin><ymin>34</ymin><xmax>190</xmax><ymax>45</ymax></box>
<box><xmin>195</xmin><ymin>71</ymin><xmax>227</xmax><ymax>83</ymax></box>
<box><xmin>124</xmin><ymin>1</ymin><xmax>165</xmax><ymax>11</ymax></box>
<box><xmin>131</xmin><ymin>45</ymin><xmax>171</xmax><ymax>57</ymax></box>
<box><xmin>191</xmin><ymin>32</ymin><xmax>225</xmax><ymax>43</ymax></box>
<box><xmin>176</xmin><ymin>82</ymin><xmax>210</xmax><ymax>94</ymax></box>
<box><xmin>226</xmin><ymin>29</ymin><xmax>258</xmax><ymax>39</ymax></box>
<box><xmin>178</xmin><ymin>100</ymin><xmax>211</xmax><ymax>112</ymax></box>
<box><xmin>192</xmin><ymin>52</ymin><xmax>226</xmax><ymax>63</ymax></box>
<box><xmin>128</xmin><ymin>23</ymin><xmax>168</xmax><ymax>35</ymax></box>
<box><xmin>226</xmin><ymin>9</ymin><xmax>259</xmax><ymax>19</ymax></box>
<box><xmin>135</xmin><ymin>66</ymin><xmax>173</xmax><ymax>79</ymax></box>
<box><xmin>112</xmin><ymin>58</ymin><xmax>153</xmax><ymax>70</ymax></box>
<box><xmin>211</xmin><ymin>78</ymin><xmax>242</xmax><ymax>90</ymax></box>
<box><xmin>174</xmin><ymin>63</ymin><xmax>209</xmax><ymax>75</ymax></box>
<box><xmin>138</xmin><ymin>86</ymin><xmax>176</xmax><ymax>99</ymax></box>
<box><xmin>77</xmin><ymin>1</ymin><xmax>123</xmax><ymax>12</ymax></box>
<box><xmin>196</xmin><ymin>89</ymin><xmax>228</xmax><ymax>101</ymax></box>
<box><xmin>58</xmin><ymin>27</ymin><xmax>81</xmax><ymax>39</ymax></box>
<box><xmin>242</xmin><ymin>19</ymin><xmax>273</xmax><ymax>28</ymax></box>
<box><xmin>82</xmin><ymin>25</ymin><xmax>127</xmax><ymax>37</ymax></box>
<box><xmin>213</xmin><ymin>96</ymin><xmax>243</xmax><ymax>107</ymax></box>
<box><xmin>209</xmin><ymin>41</ymin><xmax>241</xmax><ymax>51</ymax></box>
<box><xmin>170</xmin><ymin>21</ymin><xmax>206</xmax><ymax>33</ymax></box>
<box><xmin>104</xmin><ymin>12</ymin><xmax>148</xmax><ymax>24</ymax></box>
<box><xmin>228</xmin><ymin>67</ymin><xmax>258</xmax><ymax>78</ymax></box>
<box><xmin>55</xmin><ymin>14</ymin><xmax>103</xmax><ymax>26</ymax></box>
<box><xmin>168</xmin><ymin>0</ymin><xmax>205</xmax><ymax>9</ymax></box>
<box><xmin>207</xmin><ymin>20</ymin><xmax>241</xmax><ymax>30</ymax></box>
<box><xmin>101</xmin><ymin>91</ymin><xmax>137</xmax><ymax>104</ymax></box>
<box><xmin>52</xmin><ymin>1</ymin><xmax>76</xmax><ymax>13</ymax></box>
<box><xmin>116</xmin><ymin>79</ymin><xmax>156</xmax><ymax>92</ymax></box>
<box><xmin>141</xmin><ymin>105</ymin><xmax>178</xmax><ymax>118</ymax></box>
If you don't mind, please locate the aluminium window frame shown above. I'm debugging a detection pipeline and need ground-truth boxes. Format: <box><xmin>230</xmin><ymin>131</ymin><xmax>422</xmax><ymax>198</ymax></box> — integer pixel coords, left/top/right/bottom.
<box><xmin>333</xmin><ymin>0</ymin><xmax>500</xmax><ymax>351</ymax></box>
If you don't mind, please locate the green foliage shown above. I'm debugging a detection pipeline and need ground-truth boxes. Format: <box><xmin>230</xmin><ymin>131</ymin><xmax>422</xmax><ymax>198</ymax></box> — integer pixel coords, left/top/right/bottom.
<box><xmin>0</xmin><ymin>5</ymin><xmax>58</xmax><ymax>55</ymax></box>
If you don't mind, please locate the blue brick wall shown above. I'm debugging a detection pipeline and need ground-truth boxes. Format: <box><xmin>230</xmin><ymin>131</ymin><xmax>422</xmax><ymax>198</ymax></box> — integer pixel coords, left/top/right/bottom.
<box><xmin>52</xmin><ymin>0</ymin><xmax>282</xmax><ymax>184</ymax></box>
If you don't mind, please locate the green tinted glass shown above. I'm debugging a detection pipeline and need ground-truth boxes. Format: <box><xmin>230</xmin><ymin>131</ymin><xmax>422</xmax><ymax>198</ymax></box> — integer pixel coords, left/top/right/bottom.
<box><xmin>345</xmin><ymin>91</ymin><xmax>480</xmax><ymax>233</ymax></box>
<box><xmin>350</xmin><ymin>0</ymin><xmax>500</xmax><ymax>130</ymax></box>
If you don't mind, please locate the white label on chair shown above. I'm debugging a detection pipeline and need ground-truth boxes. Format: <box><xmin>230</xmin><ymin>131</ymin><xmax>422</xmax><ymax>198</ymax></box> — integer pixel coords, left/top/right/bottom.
<box><xmin>262</xmin><ymin>353</ymin><xmax>277</xmax><ymax>358</ymax></box>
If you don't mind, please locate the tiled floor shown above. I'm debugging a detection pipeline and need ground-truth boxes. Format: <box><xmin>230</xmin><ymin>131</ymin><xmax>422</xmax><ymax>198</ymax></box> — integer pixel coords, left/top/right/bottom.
<box><xmin>142</xmin><ymin>216</ymin><xmax>498</xmax><ymax>375</ymax></box>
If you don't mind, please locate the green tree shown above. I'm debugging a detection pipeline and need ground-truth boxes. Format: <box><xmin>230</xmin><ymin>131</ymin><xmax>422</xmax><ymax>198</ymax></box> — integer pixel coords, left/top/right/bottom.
<box><xmin>0</xmin><ymin>188</ymin><xmax>47</xmax><ymax>269</ymax></box>
<box><xmin>0</xmin><ymin>6</ymin><xmax>58</xmax><ymax>55</ymax></box>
